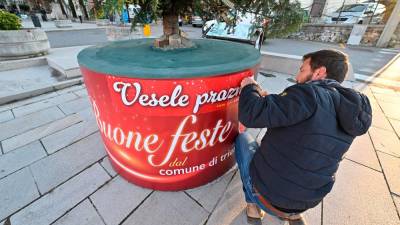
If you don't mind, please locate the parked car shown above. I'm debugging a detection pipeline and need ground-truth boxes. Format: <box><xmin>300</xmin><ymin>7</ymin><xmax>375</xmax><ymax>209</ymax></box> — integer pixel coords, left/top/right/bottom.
<box><xmin>202</xmin><ymin>11</ymin><xmax>265</xmax><ymax>50</ymax></box>
<box><xmin>326</xmin><ymin>2</ymin><xmax>386</xmax><ymax>24</ymax></box>
<box><xmin>191</xmin><ymin>15</ymin><xmax>203</xmax><ymax>27</ymax></box>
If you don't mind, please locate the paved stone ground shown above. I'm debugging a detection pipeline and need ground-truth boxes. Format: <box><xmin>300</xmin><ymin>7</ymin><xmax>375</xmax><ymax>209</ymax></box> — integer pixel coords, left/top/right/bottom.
<box><xmin>0</xmin><ymin>66</ymin><xmax>61</xmax><ymax>99</ymax></box>
<box><xmin>1</xmin><ymin>72</ymin><xmax>400</xmax><ymax>225</ymax></box>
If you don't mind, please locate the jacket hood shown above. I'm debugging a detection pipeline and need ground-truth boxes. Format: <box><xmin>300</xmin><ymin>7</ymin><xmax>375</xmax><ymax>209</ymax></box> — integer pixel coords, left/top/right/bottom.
<box><xmin>311</xmin><ymin>79</ymin><xmax>372</xmax><ymax>136</ymax></box>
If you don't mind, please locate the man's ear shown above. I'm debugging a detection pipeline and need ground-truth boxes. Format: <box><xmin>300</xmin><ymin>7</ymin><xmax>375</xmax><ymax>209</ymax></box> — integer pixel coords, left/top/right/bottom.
<box><xmin>311</xmin><ymin>66</ymin><xmax>327</xmax><ymax>80</ymax></box>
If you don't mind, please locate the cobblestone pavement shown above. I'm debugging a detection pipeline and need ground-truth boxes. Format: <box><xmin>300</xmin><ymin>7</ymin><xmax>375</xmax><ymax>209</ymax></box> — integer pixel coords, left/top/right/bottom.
<box><xmin>0</xmin><ymin>72</ymin><xmax>399</xmax><ymax>225</ymax></box>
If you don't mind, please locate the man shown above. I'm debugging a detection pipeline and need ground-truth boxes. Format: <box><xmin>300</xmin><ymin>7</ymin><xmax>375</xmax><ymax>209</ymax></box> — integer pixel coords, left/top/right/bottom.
<box><xmin>235</xmin><ymin>49</ymin><xmax>372</xmax><ymax>224</ymax></box>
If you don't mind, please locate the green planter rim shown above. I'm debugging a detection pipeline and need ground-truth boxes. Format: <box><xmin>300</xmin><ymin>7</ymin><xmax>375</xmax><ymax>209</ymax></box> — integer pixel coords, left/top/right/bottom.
<box><xmin>77</xmin><ymin>38</ymin><xmax>261</xmax><ymax>79</ymax></box>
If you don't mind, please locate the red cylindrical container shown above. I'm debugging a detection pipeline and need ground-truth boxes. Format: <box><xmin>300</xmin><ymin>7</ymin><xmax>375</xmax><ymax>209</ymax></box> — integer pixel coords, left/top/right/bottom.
<box><xmin>78</xmin><ymin>39</ymin><xmax>260</xmax><ymax>190</ymax></box>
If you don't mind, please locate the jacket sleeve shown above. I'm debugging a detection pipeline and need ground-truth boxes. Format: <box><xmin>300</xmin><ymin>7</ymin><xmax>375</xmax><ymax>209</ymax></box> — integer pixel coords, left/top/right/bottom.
<box><xmin>238</xmin><ymin>83</ymin><xmax>317</xmax><ymax>128</ymax></box>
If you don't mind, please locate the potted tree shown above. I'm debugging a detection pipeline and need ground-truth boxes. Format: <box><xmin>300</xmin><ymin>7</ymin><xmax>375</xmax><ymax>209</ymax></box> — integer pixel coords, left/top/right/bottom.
<box><xmin>0</xmin><ymin>10</ymin><xmax>50</xmax><ymax>60</ymax></box>
<box><xmin>78</xmin><ymin>0</ymin><xmax>303</xmax><ymax>191</ymax></box>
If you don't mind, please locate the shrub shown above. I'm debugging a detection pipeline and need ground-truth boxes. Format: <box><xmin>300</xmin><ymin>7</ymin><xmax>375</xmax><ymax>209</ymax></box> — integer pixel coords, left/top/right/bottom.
<box><xmin>0</xmin><ymin>10</ymin><xmax>22</xmax><ymax>30</ymax></box>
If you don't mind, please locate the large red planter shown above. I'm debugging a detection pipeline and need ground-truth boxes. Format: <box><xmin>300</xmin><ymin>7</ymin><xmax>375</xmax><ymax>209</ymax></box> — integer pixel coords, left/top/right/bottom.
<box><xmin>78</xmin><ymin>39</ymin><xmax>260</xmax><ymax>190</ymax></box>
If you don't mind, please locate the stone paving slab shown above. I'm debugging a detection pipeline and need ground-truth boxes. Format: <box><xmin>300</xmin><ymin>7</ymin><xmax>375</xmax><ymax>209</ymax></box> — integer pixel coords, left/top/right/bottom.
<box><xmin>47</xmin><ymin>46</ymin><xmax>88</xmax><ymax>78</ymax></box>
<box><xmin>0</xmin><ymin>65</ymin><xmax>59</xmax><ymax>100</ymax></box>
<box><xmin>323</xmin><ymin>160</ymin><xmax>399</xmax><ymax>225</ymax></box>
<box><xmin>122</xmin><ymin>191</ymin><xmax>209</xmax><ymax>225</ymax></box>
<box><xmin>0</xmin><ymin>167</ymin><xmax>40</xmax><ymax>221</ymax></box>
<box><xmin>0</xmin><ymin>107</ymin><xmax>65</xmax><ymax>141</ymax></box>
<box><xmin>304</xmin><ymin>203</ymin><xmax>321</xmax><ymax>225</ymax></box>
<box><xmin>186</xmin><ymin>169</ymin><xmax>236</xmax><ymax>213</ymax></box>
<box><xmin>1</xmin><ymin>74</ymin><xmax>400</xmax><ymax>225</ymax></box>
<box><xmin>40</xmin><ymin>119</ymin><xmax>98</xmax><ymax>154</ymax></box>
<box><xmin>52</xmin><ymin>199</ymin><xmax>105</xmax><ymax>225</ymax></box>
<box><xmin>345</xmin><ymin>134</ymin><xmax>381</xmax><ymax>171</ymax></box>
<box><xmin>377</xmin><ymin>152</ymin><xmax>400</xmax><ymax>195</ymax></box>
<box><xmin>56</xmin><ymin>85</ymin><xmax>85</xmax><ymax>95</ymax></box>
<box><xmin>1</xmin><ymin>114</ymin><xmax>82</xmax><ymax>153</ymax></box>
<box><xmin>369</xmin><ymin>127</ymin><xmax>400</xmax><ymax>157</ymax></box>
<box><xmin>75</xmin><ymin>107</ymin><xmax>95</xmax><ymax>121</ymax></box>
<box><xmin>0</xmin><ymin>110</ymin><xmax>13</xmax><ymax>123</ymax></box>
<box><xmin>370</xmin><ymin>106</ymin><xmax>394</xmax><ymax>131</ymax></box>
<box><xmin>73</xmin><ymin>88</ymin><xmax>89</xmax><ymax>97</ymax></box>
<box><xmin>10</xmin><ymin>163</ymin><xmax>110</xmax><ymax>225</ymax></box>
<box><xmin>0</xmin><ymin>92</ymin><xmax>59</xmax><ymax>113</ymax></box>
<box><xmin>206</xmin><ymin>173</ymin><xmax>285</xmax><ymax>225</ymax></box>
<box><xmin>247</xmin><ymin>128</ymin><xmax>261</xmax><ymax>140</ymax></box>
<box><xmin>379</xmin><ymin>101</ymin><xmax>400</xmax><ymax>121</ymax></box>
<box><xmin>256</xmin><ymin>128</ymin><xmax>268</xmax><ymax>144</ymax></box>
<box><xmin>90</xmin><ymin>176</ymin><xmax>152</xmax><ymax>225</ymax></box>
<box><xmin>370</xmin><ymin>86</ymin><xmax>399</xmax><ymax>95</ymax></box>
<box><xmin>0</xmin><ymin>141</ymin><xmax>47</xmax><ymax>179</ymax></box>
<box><xmin>373</xmin><ymin>93</ymin><xmax>400</xmax><ymax>105</ymax></box>
<box><xmin>393</xmin><ymin>195</ymin><xmax>400</xmax><ymax>216</ymax></box>
<box><xmin>12</xmin><ymin>93</ymin><xmax>78</xmax><ymax>118</ymax></box>
<box><xmin>29</xmin><ymin>132</ymin><xmax>106</xmax><ymax>194</ymax></box>
<box><xmin>58</xmin><ymin>97</ymin><xmax>91</xmax><ymax>115</ymax></box>
<box><xmin>389</xmin><ymin>118</ymin><xmax>400</xmax><ymax>138</ymax></box>
<box><xmin>99</xmin><ymin>157</ymin><xmax>118</xmax><ymax>177</ymax></box>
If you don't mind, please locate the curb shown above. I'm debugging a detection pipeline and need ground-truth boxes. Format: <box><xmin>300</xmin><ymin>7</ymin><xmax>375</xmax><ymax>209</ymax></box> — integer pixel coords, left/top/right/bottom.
<box><xmin>0</xmin><ymin>78</ymin><xmax>83</xmax><ymax>105</ymax></box>
<box><xmin>372</xmin><ymin>53</ymin><xmax>400</xmax><ymax>78</ymax></box>
<box><xmin>354</xmin><ymin>53</ymin><xmax>400</xmax><ymax>90</ymax></box>
<box><xmin>354</xmin><ymin>73</ymin><xmax>400</xmax><ymax>91</ymax></box>
<box><xmin>44</xmin><ymin>27</ymin><xmax>105</xmax><ymax>33</ymax></box>
<box><xmin>0</xmin><ymin>57</ymin><xmax>47</xmax><ymax>72</ymax></box>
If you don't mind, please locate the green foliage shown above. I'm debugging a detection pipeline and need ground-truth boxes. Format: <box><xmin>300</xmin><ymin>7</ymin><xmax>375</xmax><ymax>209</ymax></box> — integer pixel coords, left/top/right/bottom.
<box><xmin>0</xmin><ymin>10</ymin><xmax>22</xmax><ymax>30</ymax></box>
<box><xmin>103</xmin><ymin>0</ymin><xmax>124</xmax><ymax>18</ymax></box>
<box><xmin>264</xmin><ymin>0</ymin><xmax>304</xmax><ymax>38</ymax></box>
<box><xmin>158</xmin><ymin>0</ymin><xmax>193</xmax><ymax>15</ymax></box>
<box><xmin>128</xmin><ymin>0</ymin><xmax>303</xmax><ymax>38</ymax></box>
<box><xmin>90</xmin><ymin>6</ymin><xmax>105</xmax><ymax>19</ymax></box>
<box><xmin>130</xmin><ymin>0</ymin><xmax>158</xmax><ymax>31</ymax></box>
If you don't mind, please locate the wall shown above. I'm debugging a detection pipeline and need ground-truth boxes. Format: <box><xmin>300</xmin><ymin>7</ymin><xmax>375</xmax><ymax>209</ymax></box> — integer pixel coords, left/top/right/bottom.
<box><xmin>289</xmin><ymin>23</ymin><xmax>400</xmax><ymax>48</ymax></box>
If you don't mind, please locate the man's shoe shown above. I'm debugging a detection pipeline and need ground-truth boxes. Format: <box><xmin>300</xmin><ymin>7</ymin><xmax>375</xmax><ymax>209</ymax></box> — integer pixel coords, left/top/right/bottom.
<box><xmin>288</xmin><ymin>214</ymin><xmax>308</xmax><ymax>225</ymax></box>
<box><xmin>246</xmin><ymin>203</ymin><xmax>265</xmax><ymax>219</ymax></box>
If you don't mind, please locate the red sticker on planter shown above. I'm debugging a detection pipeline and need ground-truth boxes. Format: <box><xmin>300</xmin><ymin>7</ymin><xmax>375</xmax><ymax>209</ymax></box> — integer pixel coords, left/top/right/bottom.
<box><xmin>81</xmin><ymin>66</ymin><xmax>256</xmax><ymax>190</ymax></box>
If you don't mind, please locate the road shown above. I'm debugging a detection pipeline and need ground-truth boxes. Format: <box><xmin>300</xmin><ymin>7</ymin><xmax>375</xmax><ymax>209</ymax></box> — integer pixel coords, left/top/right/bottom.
<box><xmin>261</xmin><ymin>39</ymin><xmax>399</xmax><ymax>77</ymax></box>
<box><xmin>46</xmin><ymin>23</ymin><xmax>399</xmax><ymax>78</ymax></box>
<box><xmin>46</xmin><ymin>28</ymin><xmax>108</xmax><ymax>48</ymax></box>
<box><xmin>46</xmin><ymin>24</ymin><xmax>203</xmax><ymax>48</ymax></box>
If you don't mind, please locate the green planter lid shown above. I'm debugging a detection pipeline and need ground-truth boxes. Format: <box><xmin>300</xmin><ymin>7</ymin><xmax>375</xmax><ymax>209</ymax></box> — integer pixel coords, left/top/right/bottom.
<box><xmin>77</xmin><ymin>38</ymin><xmax>261</xmax><ymax>79</ymax></box>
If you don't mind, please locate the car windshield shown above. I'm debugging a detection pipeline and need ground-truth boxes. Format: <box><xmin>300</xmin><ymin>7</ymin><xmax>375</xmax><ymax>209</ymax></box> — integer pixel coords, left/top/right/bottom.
<box><xmin>206</xmin><ymin>22</ymin><xmax>253</xmax><ymax>40</ymax></box>
<box><xmin>336</xmin><ymin>4</ymin><xmax>366</xmax><ymax>12</ymax></box>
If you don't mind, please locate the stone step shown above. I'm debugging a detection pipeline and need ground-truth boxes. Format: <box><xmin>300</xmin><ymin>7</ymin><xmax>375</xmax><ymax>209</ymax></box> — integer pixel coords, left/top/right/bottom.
<box><xmin>47</xmin><ymin>46</ymin><xmax>89</xmax><ymax>79</ymax></box>
<box><xmin>0</xmin><ymin>57</ymin><xmax>47</xmax><ymax>72</ymax></box>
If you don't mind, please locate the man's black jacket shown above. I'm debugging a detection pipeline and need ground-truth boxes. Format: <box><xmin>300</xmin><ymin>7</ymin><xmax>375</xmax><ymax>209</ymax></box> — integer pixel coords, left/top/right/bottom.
<box><xmin>239</xmin><ymin>79</ymin><xmax>372</xmax><ymax>211</ymax></box>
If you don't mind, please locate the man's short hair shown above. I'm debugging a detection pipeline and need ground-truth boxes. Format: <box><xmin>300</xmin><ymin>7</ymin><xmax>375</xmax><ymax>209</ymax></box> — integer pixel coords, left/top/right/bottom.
<box><xmin>303</xmin><ymin>49</ymin><xmax>349</xmax><ymax>83</ymax></box>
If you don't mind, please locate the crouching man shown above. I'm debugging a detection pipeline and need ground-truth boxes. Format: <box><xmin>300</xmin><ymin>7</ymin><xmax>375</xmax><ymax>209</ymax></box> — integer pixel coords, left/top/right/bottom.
<box><xmin>235</xmin><ymin>50</ymin><xmax>372</xmax><ymax>224</ymax></box>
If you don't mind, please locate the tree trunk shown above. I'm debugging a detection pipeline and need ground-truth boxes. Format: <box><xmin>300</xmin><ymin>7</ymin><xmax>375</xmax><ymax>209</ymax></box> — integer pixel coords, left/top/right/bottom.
<box><xmin>154</xmin><ymin>13</ymin><xmax>194</xmax><ymax>49</ymax></box>
<box><xmin>58</xmin><ymin>0</ymin><xmax>68</xmax><ymax>18</ymax></box>
<box><xmin>163</xmin><ymin>14</ymin><xmax>179</xmax><ymax>36</ymax></box>
<box><xmin>78</xmin><ymin>0</ymin><xmax>88</xmax><ymax>19</ymax></box>
<box><xmin>68</xmin><ymin>0</ymin><xmax>77</xmax><ymax>18</ymax></box>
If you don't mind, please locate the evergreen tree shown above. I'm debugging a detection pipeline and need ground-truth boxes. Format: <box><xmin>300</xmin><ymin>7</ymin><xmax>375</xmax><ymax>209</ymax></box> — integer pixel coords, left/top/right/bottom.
<box><xmin>131</xmin><ymin>0</ymin><xmax>303</xmax><ymax>49</ymax></box>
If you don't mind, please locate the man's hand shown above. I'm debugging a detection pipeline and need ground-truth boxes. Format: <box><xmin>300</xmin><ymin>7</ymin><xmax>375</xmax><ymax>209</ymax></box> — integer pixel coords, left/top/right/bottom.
<box><xmin>241</xmin><ymin>77</ymin><xmax>257</xmax><ymax>88</ymax></box>
<box><xmin>260</xmin><ymin>90</ymin><xmax>268</xmax><ymax>96</ymax></box>
<box><xmin>240</xmin><ymin>77</ymin><xmax>268</xmax><ymax>96</ymax></box>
